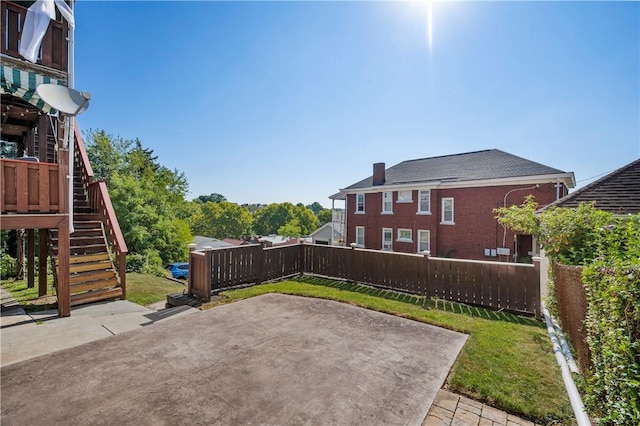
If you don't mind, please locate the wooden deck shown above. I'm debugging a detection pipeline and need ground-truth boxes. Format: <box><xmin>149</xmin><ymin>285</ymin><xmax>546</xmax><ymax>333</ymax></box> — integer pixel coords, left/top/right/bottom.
<box><xmin>1</xmin><ymin>159</ymin><xmax>61</xmax><ymax>214</ymax></box>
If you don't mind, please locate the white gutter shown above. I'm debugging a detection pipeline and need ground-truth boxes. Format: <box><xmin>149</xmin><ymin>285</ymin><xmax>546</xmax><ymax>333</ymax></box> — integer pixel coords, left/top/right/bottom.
<box><xmin>542</xmin><ymin>303</ymin><xmax>591</xmax><ymax>425</ymax></box>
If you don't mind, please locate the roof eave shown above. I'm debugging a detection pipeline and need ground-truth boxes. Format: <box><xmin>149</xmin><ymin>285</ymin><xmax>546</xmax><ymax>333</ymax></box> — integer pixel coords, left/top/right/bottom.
<box><xmin>333</xmin><ymin>172</ymin><xmax>575</xmax><ymax>196</ymax></box>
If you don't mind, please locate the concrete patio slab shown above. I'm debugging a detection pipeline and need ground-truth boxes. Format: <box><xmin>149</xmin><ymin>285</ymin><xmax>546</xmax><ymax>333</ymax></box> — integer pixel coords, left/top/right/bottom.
<box><xmin>1</xmin><ymin>293</ymin><xmax>468</xmax><ymax>426</ymax></box>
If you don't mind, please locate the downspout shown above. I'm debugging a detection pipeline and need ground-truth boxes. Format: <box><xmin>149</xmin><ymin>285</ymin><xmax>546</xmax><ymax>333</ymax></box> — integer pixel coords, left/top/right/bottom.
<box><xmin>344</xmin><ymin>195</ymin><xmax>348</xmax><ymax>247</ymax></box>
<box><xmin>66</xmin><ymin>0</ymin><xmax>75</xmax><ymax>234</ymax></box>
<box><xmin>542</xmin><ymin>303</ymin><xmax>591</xmax><ymax>425</ymax></box>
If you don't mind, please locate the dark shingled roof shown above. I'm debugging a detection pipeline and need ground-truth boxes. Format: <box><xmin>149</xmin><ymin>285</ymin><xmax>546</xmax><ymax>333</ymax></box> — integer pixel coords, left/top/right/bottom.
<box><xmin>547</xmin><ymin>158</ymin><xmax>640</xmax><ymax>214</ymax></box>
<box><xmin>343</xmin><ymin>149</ymin><xmax>568</xmax><ymax>190</ymax></box>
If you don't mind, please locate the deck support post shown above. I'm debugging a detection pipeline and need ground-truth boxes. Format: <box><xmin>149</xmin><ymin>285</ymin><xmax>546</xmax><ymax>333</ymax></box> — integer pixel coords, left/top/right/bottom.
<box><xmin>27</xmin><ymin>229</ymin><xmax>35</xmax><ymax>288</ymax></box>
<box><xmin>56</xmin><ymin>224</ymin><xmax>70</xmax><ymax>317</ymax></box>
<box><xmin>57</xmin><ymin>140</ymin><xmax>71</xmax><ymax>317</ymax></box>
<box><xmin>39</xmin><ymin>229</ymin><xmax>49</xmax><ymax>296</ymax></box>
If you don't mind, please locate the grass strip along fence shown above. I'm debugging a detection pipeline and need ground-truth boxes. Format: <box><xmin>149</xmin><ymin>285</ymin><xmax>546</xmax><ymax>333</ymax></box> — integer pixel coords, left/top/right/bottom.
<box><xmin>190</xmin><ymin>244</ymin><xmax>541</xmax><ymax>316</ymax></box>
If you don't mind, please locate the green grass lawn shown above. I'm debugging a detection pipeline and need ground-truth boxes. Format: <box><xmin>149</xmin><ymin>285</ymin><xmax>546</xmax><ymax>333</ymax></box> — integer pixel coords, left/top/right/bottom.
<box><xmin>125</xmin><ymin>272</ymin><xmax>186</xmax><ymax>306</ymax></box>
<box><xmin>201</xmin><ymin>276</ymin><xmax>573</xmax><ymax>424</ymax></box>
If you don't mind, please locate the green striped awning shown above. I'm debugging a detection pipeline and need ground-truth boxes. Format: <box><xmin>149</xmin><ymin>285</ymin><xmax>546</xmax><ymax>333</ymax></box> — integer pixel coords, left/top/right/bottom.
<box><xmin>0</xmin><ymin>64</ymin><xmax>66</xmax><ymax>114</ymax></box>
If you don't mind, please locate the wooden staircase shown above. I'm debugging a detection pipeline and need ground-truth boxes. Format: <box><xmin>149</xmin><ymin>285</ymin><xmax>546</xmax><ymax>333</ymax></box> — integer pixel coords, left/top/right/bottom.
<box><xmin>49</xmin><ymin>169</ymin><xmax>124</xmax><ymax>306</ymax></box>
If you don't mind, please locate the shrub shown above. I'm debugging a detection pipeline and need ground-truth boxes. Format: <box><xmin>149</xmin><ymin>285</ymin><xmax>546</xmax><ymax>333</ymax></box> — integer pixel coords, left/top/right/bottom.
<box><xmin>126</xmin><ymin>250</ymin><xmax>170</xmax><ymax>278</ymax></box>
<box><xmin>0</xmin><ymin>253</ymin><xmax>16</xmax><ymax>279</ymax></box>
<box><xmin>582</xmin><ymin>215</ymin><xmax>640</xmax><ymax>425</ymax></box>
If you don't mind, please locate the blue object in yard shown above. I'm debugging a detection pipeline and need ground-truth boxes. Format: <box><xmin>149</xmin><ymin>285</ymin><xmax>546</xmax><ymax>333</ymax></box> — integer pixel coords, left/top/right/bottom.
<box><xmin>165</xmin><ymin>262</ymin><xmax>189</xmax><ymax>279</ymax></box>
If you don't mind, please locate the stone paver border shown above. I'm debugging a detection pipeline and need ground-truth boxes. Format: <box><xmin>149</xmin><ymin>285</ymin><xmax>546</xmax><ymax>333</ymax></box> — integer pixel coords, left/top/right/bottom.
<box><xmin>423</xmin><ymin>390</ymin><xmax>542</xmax><ymax>426</ymax></box>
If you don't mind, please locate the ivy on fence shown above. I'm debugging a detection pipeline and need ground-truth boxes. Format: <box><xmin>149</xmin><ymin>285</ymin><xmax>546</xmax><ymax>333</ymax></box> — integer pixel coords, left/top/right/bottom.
<box><xmin>582</xmin><ymin>216</ymin><xmax>640</xmax><ymax>425</ymax></box>
<box><xmin>496</xmin><ymin>199</ymin><xmax>640</xmax><ymax>424</ymax></box>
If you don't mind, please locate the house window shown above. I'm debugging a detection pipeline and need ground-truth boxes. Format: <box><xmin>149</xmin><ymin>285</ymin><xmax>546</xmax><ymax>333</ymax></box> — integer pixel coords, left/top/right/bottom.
<box><xmin>418</xmin><ymin>230</ymin><xmax>430</xmax><ymax>253</ymax></box>
<box><xmin>355</xmin><ymin>226</ymin><xmax>365</xmax><ymax>247</ymax></box>
<box><xmin>442</xmin><ymin>198</ymin><xmax>454</xmax><ymax>224</ymax></box>
<box><xmin>382</xmin><ymin>228</ymin><xmax>393</xmax><ymax>250</ymax></box>
<box><xmin>397</xmin><ymin>190</ymin><xmax>413</xmax><ymax>203</ymax></box>
<box><xmin>382</xmin><ymin>192</ymin><xmax>393</xmax><ymax>214</ymax></box>
<box><xmin>356</xmin><ymin>194</ymin><xmax>365</xmax><ymax>213</ymax></box>
<box><xmin>418</xmin><ymin>190</ymin><xmax>430</xmax><ymax>214</ymax></box>
<box><xmin>397</xmin><ymin>228</ymin><xmax>412</xmax><ymax>242</ymax></box>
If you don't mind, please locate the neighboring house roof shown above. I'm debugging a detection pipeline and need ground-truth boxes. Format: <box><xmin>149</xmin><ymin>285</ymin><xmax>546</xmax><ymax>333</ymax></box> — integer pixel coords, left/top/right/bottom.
<box><xmin>544</xmin><ymin>158</ymin><xmax>640</xmax><ymax>215</ymax></box>
<box><xmin>258</xmin><ymin>235</ymin><xmax>290</xmax><ymax>245</ymax></box>
<box><xmin>331</xmin><ymin>149</ymin><xmax>575</xmax><ymax>199</ymax></box>
<box><xmin>193</xmin><ymin>236</ymin><xmax>234</xmax><ymax>250</ymax></box>
<box><xmin>310</xmin><ymin>222</ymin><xmax>345</xmax><ymax>240</ymax></box>
<box><xmin>222</xmin><ymin>238</ymin><xmax>248</xmax><ymax>246</ymax></box>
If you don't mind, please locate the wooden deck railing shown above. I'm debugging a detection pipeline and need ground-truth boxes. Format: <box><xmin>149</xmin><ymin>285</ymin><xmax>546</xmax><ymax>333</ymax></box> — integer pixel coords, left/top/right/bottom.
<box><xmin>190</xmin><ymin>244</ymin><xmax>541</xmax><ymax>316</ymax></box>
<box><xmin>75</xmin><ymin>124</ymin><xmax>128</xmax><ymax>295</ymax></box>
<box><xmin>0</xmin><ymin>158</ymin><xmax>60</xmax><ymax>213</ymax></box>
<box><xmin>1</xmin><ymin>1</ymin><xmax>68</xmax><ymax>72</ymax></box>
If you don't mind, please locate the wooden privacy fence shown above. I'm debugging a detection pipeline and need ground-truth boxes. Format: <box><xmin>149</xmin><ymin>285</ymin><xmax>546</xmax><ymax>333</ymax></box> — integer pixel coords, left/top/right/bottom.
<box><xmin>189</xmin><ymin>244</ymin><xmax>541</xmax><ymax>316</ymax></box>
<box><xmin>553</xmin><ymin>263</ymin><xmax>590</xmax><ymax>373</ymax></box>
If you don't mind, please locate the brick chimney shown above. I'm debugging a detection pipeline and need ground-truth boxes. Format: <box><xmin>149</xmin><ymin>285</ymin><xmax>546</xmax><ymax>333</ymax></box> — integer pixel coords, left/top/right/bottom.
<box><xmin>373</xmin><ymin>162</ymin><xmax>385</xmax><ymax>186</ymax></box>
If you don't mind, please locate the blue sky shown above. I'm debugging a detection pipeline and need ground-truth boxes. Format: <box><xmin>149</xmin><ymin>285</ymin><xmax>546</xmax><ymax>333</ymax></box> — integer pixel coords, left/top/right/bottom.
<box><xmin>73</xmin><ymin>1</ymin><xmax>639</xmax><ymax>208</ymax></box>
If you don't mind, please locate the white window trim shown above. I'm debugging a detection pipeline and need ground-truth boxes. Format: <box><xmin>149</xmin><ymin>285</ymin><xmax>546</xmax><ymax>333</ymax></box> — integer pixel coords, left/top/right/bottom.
<box><xmin>355</xmin><ymin>193</ymin><xmax>365</xmax><ymax>214</ymax></box>
<box><xmin>355</xmin><ymin>226</ymin><xmax>365</xmax><ymax>247</ymax></box>
<box><xmin>417</xmin><ymin>189</ymin><xmax>431</xmax><ymax>214</ymax></box>
<box><xmin>382</xmin><ymin>228</ymin><xmax>393</xmax><ymax>251</ymax></box>
<box><xmin>397</xmin><ymin>190</ymin><xmax>413</xmax><ymax>203</ymax></box>
<box><xmin>382</xmin><ymin>191</ymin><xmax>393</xmax><ymax>214</ymax></box>
<box><xmin>417</xmin><ymin>230</ymin><xmax>431</xmax><ymax>253</ymax></box>
<box><xmin>397</xmin><ymin>228</ymin><xmax>413</xmax><ymax>242</ymax></box>
<box><xmin>441</xmin><ymin>197</ymin><xmax>455</xmax><ymax>225</ymax></box>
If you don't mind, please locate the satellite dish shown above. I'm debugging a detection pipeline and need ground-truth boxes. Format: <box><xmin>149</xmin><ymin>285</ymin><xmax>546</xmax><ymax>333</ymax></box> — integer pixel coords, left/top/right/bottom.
<box><xmin>36</xmin><ymin>84</ymin><xmax>91</xmax><ymax>116</ymax></box>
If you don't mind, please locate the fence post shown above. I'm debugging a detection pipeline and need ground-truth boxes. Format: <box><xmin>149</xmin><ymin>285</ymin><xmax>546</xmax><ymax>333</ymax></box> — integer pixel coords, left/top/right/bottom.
<box><xmin>187</xmin><ymin>243</ymin><xmax>197</xmax><ymax>296</ymax></box>
<box><xmin>533</xmin><ymin>256</ymin><xmax>541</xmax><ymax>318</ymax></box>
<box><xmin>255</xmin><ymin>245</ymin><xmax>264</xmax><ymax>284</ymax></box>
<box><xmin>203</xmin><ymin>247</ymin><xmax>213</xmax><ymax>302</ymax></box>
<box><xmin>299</xmin><ymin>242</ymin><xmax>306</xmax><ymax>276</ymax></box>
<box><xmin>347</xmin><ymin>243</ymin><xmax>357</xmax><ymax>284</ymax></box>
<box><xmin>422</xmin><ymin>250</ymin><xmax>431</xmax><ymax>299</ymax></box>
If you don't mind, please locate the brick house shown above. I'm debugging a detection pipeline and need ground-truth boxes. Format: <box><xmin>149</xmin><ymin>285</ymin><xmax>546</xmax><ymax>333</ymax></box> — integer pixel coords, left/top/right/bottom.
<box><xmin>330</xmin><ymin>149</ymin><xmax>575</xmax><ymax>262</ymax></box>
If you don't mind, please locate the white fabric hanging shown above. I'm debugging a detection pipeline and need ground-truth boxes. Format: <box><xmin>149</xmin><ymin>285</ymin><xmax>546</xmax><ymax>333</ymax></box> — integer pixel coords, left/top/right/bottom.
<box><xmin>19</xmin><ymin>0</ymin><xmax>75</xmax><ymax>63</ymax></box>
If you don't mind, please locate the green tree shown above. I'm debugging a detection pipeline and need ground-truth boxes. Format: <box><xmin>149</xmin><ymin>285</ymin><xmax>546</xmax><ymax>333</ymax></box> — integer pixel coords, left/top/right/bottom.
<box><xmin>495</xmin><ymin>196</ymin><xmax>611</xmax><ymax>265</ymax></box>
<box><xmin>84</xmin><ymin>130</ymin><xmax>192</xmax><ymax>264</ymax></box>
<box><xmin>306</xmin><ymin>201</ymin><xmax>325</xmax><ymax>216</ymax></box>
<box><xmin>191</xmin><ymin>201</ymin><xmax>252</xmax><ymax>239</ymax></box>
<box><xmin>278</xmin><ymin>219</ymin><xmax>302</xmax><ymax>238</ymax></box>
<box><xmin>253</xmin><ymin>203</ymin><xmax>296</xmax><ymax>235</ymax></box>
<box><xmin>194</xmin><ymin>193</ymin><xmax>227</xmax><ymax>204</ymax></box>
<box><xmin>293</xmin><ymin>204</ymin><xmax>319</xmax><ymax>235</ymax></box>
<box><xmin>317</xmin><ymin>209</ymin><xmax>333</xmax><ymax>226</ymax></box>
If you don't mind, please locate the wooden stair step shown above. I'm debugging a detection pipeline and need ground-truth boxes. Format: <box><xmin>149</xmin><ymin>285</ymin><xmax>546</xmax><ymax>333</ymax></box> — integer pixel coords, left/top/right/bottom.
<box><xmin>70</xmin><ymin>245</ymin><xmax>109</xmax><ymax>255</ymax></box>
<box><xmin>70</xmin><ymin>287</ymin><xmax>123</xmax><ymax>306</ymax></box>
<box><xmin>71</xmin><ymin>278</ymin><xmax>119</xmax><ymax>294</ymax></box>
<box><xmin>69</xmin><ymin>229</ymin><xmax>103</xmax><ymax>237</ymax></box>
<box><xmin>70</xmin><ymin>270</ymin><xmax>116</xmax><ymax>285</ymax></box>
<box><xmin>73</xmin><ymin>219</ymin><xmax>102</xmax><ymax>229</ymax></box>
<box><xmin>73</xmin><ymin>214</ymin><xmax>102</xmax><ymax>221</ymax></box>
<box><xmin>70</xmin><ymin>253</ymin><xmax>111</xmax><ymax>264</ymax></box>
<box><xmin>70</xmin><ymin>261</ymin><xmax>113</xmax><ymax>274</ymax></box>
<box><xmin>51</xmin><ymin>245</ymin><xmax>108</xmax><ymax>256</ymax></box>
<box><xmin>68</xmin><ymin>236</ymin><xmax>107</xmax><ymax>245</ymax></box>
